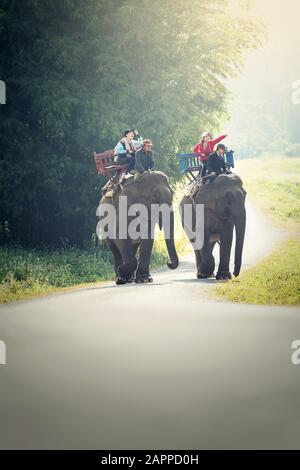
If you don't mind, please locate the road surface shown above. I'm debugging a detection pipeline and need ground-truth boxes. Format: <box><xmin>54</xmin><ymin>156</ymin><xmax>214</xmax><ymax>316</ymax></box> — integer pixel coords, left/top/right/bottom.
<box><xmin>0</xmin><ymin>200</ymin><xmax>299</xmax><ymax>449</ymax></box>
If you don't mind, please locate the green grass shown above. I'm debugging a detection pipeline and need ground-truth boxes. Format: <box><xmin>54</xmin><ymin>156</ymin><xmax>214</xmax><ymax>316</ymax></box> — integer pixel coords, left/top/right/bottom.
<box><xmin>215</xmin><ymin>156</ymin><xmax>300</xmax><ymax>306</ymax></box>
<box><xmin>0</xmin><ymin>244</ymin><xmax>169</xmax><ymax>303</ymax></box>
<box><xmin>0</xmin><ymin>245</ymin><xmax>115</xmax><ymax>303</ymax></box>
<box><xmin>215</xmin><ymin>239</ymin><xmax>300</xmax><ymax>305</ymax></box>
<box><xmin>236</xmin><ymin>157</ymin><xmax>300</xmax><ymax>226</ymax></box>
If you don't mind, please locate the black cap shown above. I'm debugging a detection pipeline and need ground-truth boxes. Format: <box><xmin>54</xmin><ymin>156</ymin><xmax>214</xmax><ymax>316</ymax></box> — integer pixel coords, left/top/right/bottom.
<box><xmin>217</xmin><ymin>144</ymin><xmax>227</xmax><ymax>151</ymax></box>
<box><xmin>124</xmin><ymin>128</ymin><xmax>133</xmax><ymax>137</ymax></box>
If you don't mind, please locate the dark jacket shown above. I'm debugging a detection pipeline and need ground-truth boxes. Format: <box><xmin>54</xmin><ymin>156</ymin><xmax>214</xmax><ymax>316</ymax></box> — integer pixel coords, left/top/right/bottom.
<box><xmin>207</xmin><ymin>151</ymin><xmax>226</xmax><ymax>175</ymax></box>
<box><xmin>135</xmin><ymin>148</ymin><xmax>155</xmax><ymax>173</ymax></box>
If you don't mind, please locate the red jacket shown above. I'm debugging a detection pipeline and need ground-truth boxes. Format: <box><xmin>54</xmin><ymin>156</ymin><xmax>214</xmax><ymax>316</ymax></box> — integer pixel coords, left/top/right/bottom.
<box><xmin>193</xmin><ymin>134</ymin><xmax>227</xmax><ymax>161</ymax></box>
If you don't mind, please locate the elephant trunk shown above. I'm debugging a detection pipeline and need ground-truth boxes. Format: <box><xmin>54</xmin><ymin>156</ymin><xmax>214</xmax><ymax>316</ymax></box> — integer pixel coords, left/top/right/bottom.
<box><xmin>164</xmin><ymin>209</ymin><xmax>179</xmax><ymax>270</ymax></box>
<box><xmin>233</xmin><ymin>205</ymin><xmax>246</xmax><ymax>277</ymax></box>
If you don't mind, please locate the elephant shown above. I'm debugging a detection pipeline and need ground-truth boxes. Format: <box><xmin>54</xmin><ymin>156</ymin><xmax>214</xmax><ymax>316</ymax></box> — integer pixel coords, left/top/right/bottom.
<box><xmin>179</xmin><ymin>174</ymin><xmax>246</xmax><ymax>280</ymax></box>
<box><xmin>97</xmin><ymin>171</ymin><xmax>179</xmax><ymax>285</ymax></box>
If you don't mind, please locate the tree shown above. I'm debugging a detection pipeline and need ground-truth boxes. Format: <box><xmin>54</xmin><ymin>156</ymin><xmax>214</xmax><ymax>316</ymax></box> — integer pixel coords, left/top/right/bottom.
<box><xmin>0</xmin><ymin>0</ymin><xmax>262</xmax><ymax>247</ymax></box>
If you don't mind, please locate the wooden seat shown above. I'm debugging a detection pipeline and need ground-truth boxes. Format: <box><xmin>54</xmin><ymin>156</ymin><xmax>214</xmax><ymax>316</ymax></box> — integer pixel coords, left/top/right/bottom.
<box><xmin>94</xmin><ymin>149</ymin><xmax>128</xmax><ymax>176</ymax></box>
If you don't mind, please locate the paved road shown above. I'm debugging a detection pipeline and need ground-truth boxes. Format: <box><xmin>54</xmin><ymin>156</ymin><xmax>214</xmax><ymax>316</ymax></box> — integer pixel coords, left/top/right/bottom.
<box><xmin>0</xmin><ymin>200</ymin><xmax>299</xmax><ymax>449</ymax></box>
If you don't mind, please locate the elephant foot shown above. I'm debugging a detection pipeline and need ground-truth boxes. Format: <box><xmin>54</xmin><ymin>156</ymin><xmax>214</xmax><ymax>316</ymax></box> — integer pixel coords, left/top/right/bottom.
<box><xmin>216</xmin><ymin>272</ymin><xmax>232</xmax><ymax>280</ymax></box>
<box><xmin>135</xmin><ymin>275</ymin><xmax>153</xmax><ymax>284</ymax></box>
<box><xmin>167</xmin><ymin>260</ymin><xmax>178</xmax><ymax>270</ymax></box>
<box><xmin>197</xmin><ymin>272</ymin><xmax>208</xmax><ymax>279</ymax></box>
<box><xmin>118</xmin><ymin>263</ymin><xmax>137</xmax><ymax>284</ymax></box>
<box><xmin>116</xmin><ymin>273</ymin><xmax>136</xmax><ymax>285</ymax></box>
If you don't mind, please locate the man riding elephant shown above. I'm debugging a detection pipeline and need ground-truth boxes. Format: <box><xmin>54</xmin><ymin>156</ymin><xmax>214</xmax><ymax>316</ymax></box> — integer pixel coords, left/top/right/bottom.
<box><xmin>97</xmin><ymin>171</ymin><xmax>179</xmax><ymax>284</ymax></box>
<box><xmin>180</xmin><ymin>174</ymin><xmax>246</xmax><ymax>280</ymax></box>
<box><xmin>134</xmin><ymin>139</ymin><xmax>155</xmax><ymax>178</ymax></box>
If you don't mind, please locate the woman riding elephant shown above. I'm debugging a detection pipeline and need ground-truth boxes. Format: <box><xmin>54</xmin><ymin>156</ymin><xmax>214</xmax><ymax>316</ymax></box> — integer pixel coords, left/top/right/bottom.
<box><xmin>193</xmin><ymin>131</ymin><xmax>228</xmax><ymax>177</ymax></box>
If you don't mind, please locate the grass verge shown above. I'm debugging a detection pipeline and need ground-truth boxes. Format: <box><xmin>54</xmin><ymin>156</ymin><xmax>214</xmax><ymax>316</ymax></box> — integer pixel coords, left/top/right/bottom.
<box><xmin>215</xmin><ymin>239</ymin><xmax>300</xmax><ymax>305</ymax></box>
<box><xmin>0</xmin><ymin>244</ymin><xmax>170</xmax><ymax>304</ymax></box>
<box><xmin>236</xmin><ymin>157</ymin><xmax>300</xmax><ymax>227</ymax></box>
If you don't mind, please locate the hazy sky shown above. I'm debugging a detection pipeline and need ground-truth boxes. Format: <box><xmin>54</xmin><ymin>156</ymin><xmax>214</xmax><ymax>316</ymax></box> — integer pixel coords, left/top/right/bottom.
<box><xmin>226</xmin><ymin>0</ymin><xmax>300</xmax><ymax>149</ymax></box>
<box><xmin>229</xmin><ymin>0</ymin><xmax>300</xmax><ymax>99</ymax></box>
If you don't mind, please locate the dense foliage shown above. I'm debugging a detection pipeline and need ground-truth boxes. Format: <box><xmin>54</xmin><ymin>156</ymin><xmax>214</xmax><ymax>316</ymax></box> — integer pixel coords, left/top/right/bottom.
<box><xmin>0</xmin><ymin>0</ymin><xmax>261</xmax><ymax>247</ymax></box>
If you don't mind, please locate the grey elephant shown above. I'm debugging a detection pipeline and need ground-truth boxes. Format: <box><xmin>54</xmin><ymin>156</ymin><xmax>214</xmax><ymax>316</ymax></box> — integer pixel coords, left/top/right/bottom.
<box><xmin>179</xmin><ymin>174</ymin><xmax>246</xmax><ymax>280</ymax></box>
<box><xmin>97</xmin><ymin>171</ymin><xmax>179</xmax><ymax>284</ymax></box>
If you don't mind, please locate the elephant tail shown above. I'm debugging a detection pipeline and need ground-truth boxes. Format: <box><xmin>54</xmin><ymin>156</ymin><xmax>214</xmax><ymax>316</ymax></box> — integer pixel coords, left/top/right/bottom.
<box><xmin>233</xmin><ymin>202</ymin><xmax>246</xmax><ymax>277</ymax></box>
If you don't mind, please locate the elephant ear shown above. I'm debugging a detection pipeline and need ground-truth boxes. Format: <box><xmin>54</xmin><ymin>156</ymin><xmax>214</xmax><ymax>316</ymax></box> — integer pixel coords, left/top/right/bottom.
<box><xmin>216</xmin><ymin>192</ymin><xmax>234</xmax><ymax>217</ymax></box>
<box><xmin>225</xmin><ymin>192</ymin><xmax>235</xmax><ymax>205</ymax></box>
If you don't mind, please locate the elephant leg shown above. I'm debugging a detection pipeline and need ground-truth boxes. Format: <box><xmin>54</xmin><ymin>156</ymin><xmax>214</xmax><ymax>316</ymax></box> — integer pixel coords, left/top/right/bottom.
<box><xmin>135</xmin><ymin>238</ymin><xmax>154</xmax><ymax>283</ymax></box>
<box><xmin>116</xmin><ymin>239</ymin><xmax>138</xmax><ymax>284</ymax></box>
<box><xmin>216</xmin><ymin>219</ymin><xmax>234</xmax><ymax>280</ymax></box>
<box><xmin>108</xmin><ymin>240</ymin><xmax>123</xmax><ymax>277</ymax></box>
<box><xmin>194</xmin><ymin>250</ymin><xmax>204</xmax><ymax>279</ymax></box>
<box><xmin>196</xmin><ymin>233</ymin><xmax>216</xmax><ymax>279</ymax></box>
<box><xmin>128</xmin><ymin>243</ymin><xmax>140</xmax><ymax>283</ymax></box>
<box><xmin>133</xmin><ymin>243</ymin><xmax>140</xmax><ymax>257</ymax></box>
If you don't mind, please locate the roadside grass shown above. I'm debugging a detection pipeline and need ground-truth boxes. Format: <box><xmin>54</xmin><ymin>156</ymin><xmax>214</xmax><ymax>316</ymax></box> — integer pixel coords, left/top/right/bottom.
<box><xmin>215</xmin><ymin>156</ymin><xmax>300</xmax><ymax>306</ymax></box>
<box><xmin>0</xmin><ymin>246</ymin><xmax>115</xmax><ymax>303</ymax></box>
<box><xmin>0</xmin><ymin>244</ymin><xmax>172</xmax><ymax>303</ymax></box>
<box><xmin>236</xmin><ymin>157</ymin><xmax>300</xmax><ymax>226</ymax></box>
<box><xmin>215</xmin><ymin>239</ymin><xmax>300</xmax><ymax>305</ymax></box>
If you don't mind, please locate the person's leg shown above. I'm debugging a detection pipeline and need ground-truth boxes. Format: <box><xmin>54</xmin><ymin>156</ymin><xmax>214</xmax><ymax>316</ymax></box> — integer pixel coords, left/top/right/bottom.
<box><xmin>117</xmin><ymin>154</ymin><xmax>129</xmax><ymax>165</ymax></box>
<box><xmin>201</xmin><ymin>161</ymin><xmax>207</xmax><ymax>177</ymax></box>
<box><xmin>128</xmin><ymin>156</ymin><xmax>135</xmax><ymax>171</ymax></box>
